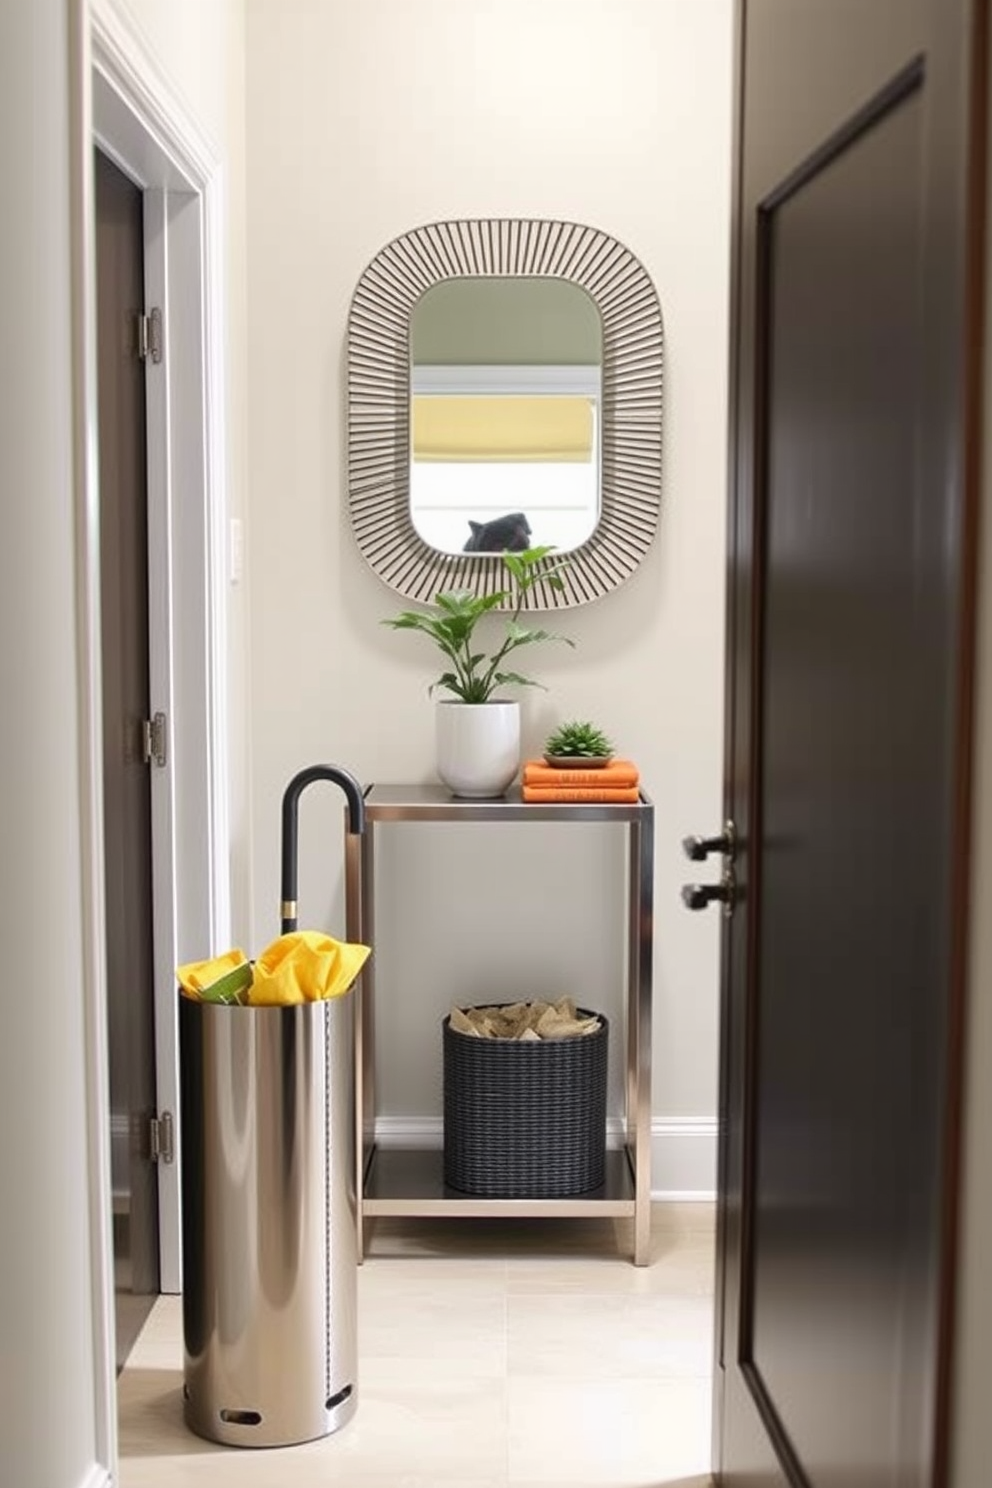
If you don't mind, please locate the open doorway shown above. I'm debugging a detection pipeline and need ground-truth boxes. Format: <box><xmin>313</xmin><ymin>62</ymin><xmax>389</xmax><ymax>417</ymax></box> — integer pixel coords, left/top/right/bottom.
<box><xmin>94</xmin><ymin>144</ymin><xmax>161</xmax><ymax>1369</ymax></box>
<box><xmin>88</xmin><ymin>9</ymin><xmax>232</xmax><ymax>1315</ymax></box>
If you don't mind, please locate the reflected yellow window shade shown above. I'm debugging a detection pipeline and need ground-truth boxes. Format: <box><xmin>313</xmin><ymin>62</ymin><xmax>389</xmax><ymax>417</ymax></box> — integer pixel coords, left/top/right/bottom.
<box><xmin>412</xmin><ymin>395</ymin><xmax>593</xmax><ymax>463</ymax></box>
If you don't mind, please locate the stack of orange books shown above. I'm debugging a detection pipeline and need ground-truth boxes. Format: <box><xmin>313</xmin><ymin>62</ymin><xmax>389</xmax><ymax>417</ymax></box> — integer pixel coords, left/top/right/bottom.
<box><xmin>521</xmin><ymin>759</ymin><xmax>641</xmax><ymax>803</ymax></box>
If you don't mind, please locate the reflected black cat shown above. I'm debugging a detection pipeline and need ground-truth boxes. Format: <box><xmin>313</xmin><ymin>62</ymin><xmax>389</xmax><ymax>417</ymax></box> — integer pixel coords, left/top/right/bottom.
<box><xmin>462</xmin><ymin>512</ymin><xmax>532</xmax><ymax>553</ymax></box>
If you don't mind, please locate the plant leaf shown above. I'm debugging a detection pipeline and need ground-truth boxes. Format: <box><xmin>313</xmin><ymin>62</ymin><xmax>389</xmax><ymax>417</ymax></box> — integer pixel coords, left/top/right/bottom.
<box><xmin>382</xmin><ymin>612</ymin><xmax>435</xmax><ymax>631</ymax></box>
<box><xmin>434</xmin><ymin>588</ymin><xmax>507</xmax><ymax>617</ymax></box>
<box><xmin>492</xmin><ymin>671</ymin><xmax>545</xmax><ymax>690</ymax></box>
<box><xmin>503</xmin><ymin>622</ymin><xmax>575</xmax><ymax>648</ymax></box>
<box><xmin>429</xmin><ymin>672</ymin><xmax>469</xmax><ymax>701</ymax></box>
<box><xmin>433</xmin><ymin>591</ymin><xmax>473</xmax><ymax>615</ymax></box>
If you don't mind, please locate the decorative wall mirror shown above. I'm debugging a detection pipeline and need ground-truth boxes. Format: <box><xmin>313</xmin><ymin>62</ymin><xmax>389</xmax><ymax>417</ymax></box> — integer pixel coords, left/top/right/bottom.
<box><xmin>347</xmin><ymin>219</ymin><xmax>663</xmax><ymax>610</ymax></box>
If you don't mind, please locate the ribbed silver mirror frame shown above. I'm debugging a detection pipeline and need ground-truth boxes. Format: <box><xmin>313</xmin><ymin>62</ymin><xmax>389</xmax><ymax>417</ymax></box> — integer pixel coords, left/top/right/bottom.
<box><xmin>347</xmin><ymin>219</ymin><xmax>663</xmax><ymax>610</ymax></box>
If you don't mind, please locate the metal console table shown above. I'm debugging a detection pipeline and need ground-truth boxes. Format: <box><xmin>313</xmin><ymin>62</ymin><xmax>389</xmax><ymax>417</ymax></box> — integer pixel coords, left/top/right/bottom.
<box><xmin>354</xmin><ymin>783</ymin><xmax>655</xmax><ymax>1265</ymax></box>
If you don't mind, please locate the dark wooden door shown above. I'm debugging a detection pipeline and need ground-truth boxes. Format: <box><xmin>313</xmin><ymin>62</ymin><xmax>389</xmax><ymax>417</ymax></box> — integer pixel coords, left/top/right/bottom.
<box><xmin>95</xmin><ymin>147</ymin><xmax>160</xmax><ymax>1370</ymax></box>
<box><xmin>708</xmin><ymin>3</ymin><xmax>987</xmax><ymax>1483</ymax></box>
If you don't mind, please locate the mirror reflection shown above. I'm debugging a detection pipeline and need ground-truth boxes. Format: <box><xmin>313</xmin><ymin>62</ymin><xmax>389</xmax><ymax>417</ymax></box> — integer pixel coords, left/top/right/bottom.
<box><xmin>409</xmin><ymin>277</ymin><xmax>602</xmax><ymax>556</ymax></box>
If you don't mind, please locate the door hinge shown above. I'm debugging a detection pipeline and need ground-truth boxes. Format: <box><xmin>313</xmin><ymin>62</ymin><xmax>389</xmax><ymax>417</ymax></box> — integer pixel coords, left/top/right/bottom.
<box><xmin>142</xmin><ymin>711</ymin><xmax>167</xmax><ymax>768</ymax></box>
<box><xmin>137</xmin><ymin>305</ymin><xmax>163</xmax><ymax>364</ymax></box>
<box><xmin>149</xmin><ymin>1111</ymin><xmax>174</xmax><ymax>1165</ymax></box>
<box><xmin>142</xmin><ymin>711</ymin><xmax>168</xmax><ymax>767</ymax></box>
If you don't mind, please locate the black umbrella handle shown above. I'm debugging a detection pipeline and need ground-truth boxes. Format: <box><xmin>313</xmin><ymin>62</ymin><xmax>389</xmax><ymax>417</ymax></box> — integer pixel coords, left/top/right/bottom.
<box><xmin>280</xmin><ymin>765</ymin><xmax>365</xmax><ymax>933</ymax></box>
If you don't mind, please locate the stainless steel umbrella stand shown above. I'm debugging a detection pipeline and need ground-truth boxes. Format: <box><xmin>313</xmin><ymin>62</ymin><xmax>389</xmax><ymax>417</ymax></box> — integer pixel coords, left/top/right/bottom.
<box><xmin>180</xmin><ymin>765</ymin><xmax>365</xmax><ymax>1447</ymax></box>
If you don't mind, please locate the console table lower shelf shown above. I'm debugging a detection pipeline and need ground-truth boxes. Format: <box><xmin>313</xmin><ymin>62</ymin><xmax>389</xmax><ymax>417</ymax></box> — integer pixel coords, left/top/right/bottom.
<box><xmin>363</xmin><ymin>1145</ymin><xmax>637</xmax><ymax>1218</ymax></box>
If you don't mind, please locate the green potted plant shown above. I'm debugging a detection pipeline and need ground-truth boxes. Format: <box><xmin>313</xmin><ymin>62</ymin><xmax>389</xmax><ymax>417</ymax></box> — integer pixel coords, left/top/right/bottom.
<box><xmin>543</xmin><ymin>719</ymin><xmax>615</xmax><ymax>768</ymax></box>
<box><xmin>382</xmin><ymin>547</ymin><xmax>572</xmax><ymax>797</ymax></box>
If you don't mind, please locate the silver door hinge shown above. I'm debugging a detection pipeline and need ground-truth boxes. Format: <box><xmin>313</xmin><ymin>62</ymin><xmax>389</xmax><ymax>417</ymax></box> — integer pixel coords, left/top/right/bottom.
<box><xmin>137</xmin><ymin>306</ymin><xmax>163</xmax><ymax>364</ymax></box>
<box><xmin>142</xmin><ymin>711</ymin><xmax>167</xmax><ymax>767</ymax></box>
<box><xmin>149</xmin><ymin>1111</ymin><xmax>174</xmax><ymax>1165</ymax></box>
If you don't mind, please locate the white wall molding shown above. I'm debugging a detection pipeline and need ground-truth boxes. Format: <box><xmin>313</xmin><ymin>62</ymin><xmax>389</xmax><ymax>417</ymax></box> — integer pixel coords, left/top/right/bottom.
<box><xmin>90</xmin><ymin>0</ymin><xmax>220</xmax><ymax>187</ymax></box>
<box><xmin>373</xmin><ymin>1115</ymin><xmax>717</xmax><ymax>1199</ymax></box>
<box><xmin>70</xmin><ymin>5</ymin><xmax>117</xmax><ymax>1478</ymax></box>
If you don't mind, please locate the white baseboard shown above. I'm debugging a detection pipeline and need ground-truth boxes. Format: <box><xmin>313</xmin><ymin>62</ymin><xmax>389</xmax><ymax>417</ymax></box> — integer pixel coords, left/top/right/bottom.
<box><xmin>649</xmin><ymin>1117</ymin><xmax>717</xmax><ymax>1200</ymax></box>
<box><xmin>77</xmin><ymin>1464</ymin><xmax>112</xmax><ymax>1488</ymax></box>
<box><xmin>373</xmin><ymin>1115</ymin><xmax>717</xmax><ymax>1200</ymax></box>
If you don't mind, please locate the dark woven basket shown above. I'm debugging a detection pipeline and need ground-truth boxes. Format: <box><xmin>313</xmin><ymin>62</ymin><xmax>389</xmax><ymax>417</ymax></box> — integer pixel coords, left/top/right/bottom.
<box><xmin>442</xmin><ymin>1006</ymin><xmax>608</xmax><ymax>1197</ymax></box>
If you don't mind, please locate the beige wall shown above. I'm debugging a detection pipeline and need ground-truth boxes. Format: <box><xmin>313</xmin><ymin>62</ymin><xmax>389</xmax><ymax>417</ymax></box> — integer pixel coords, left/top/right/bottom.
<box><xmin>244</xmin><ymin>0</ymin><xmax>733</xmax><ymax>1164</ymax></box>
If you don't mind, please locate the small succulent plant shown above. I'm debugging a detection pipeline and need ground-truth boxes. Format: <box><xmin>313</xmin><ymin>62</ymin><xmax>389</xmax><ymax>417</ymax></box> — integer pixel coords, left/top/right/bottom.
<box><xmin>544</xmin><ymin>719</ymin><xmax>615</xmax><ymax>758</ymax></box>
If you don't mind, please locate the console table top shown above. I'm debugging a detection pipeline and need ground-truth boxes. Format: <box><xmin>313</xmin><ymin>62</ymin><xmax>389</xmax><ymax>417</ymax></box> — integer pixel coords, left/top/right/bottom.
<box><xmin>363</xmin><ymin>782</ymin><xmax>654</xmax><ymax>823</ymax></box>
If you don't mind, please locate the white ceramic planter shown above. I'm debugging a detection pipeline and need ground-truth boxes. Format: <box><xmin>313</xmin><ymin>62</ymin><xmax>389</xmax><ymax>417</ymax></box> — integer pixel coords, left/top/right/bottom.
<box><xmin>435</xmin><ymin>700</ymin><xmax>521</xmax><ymax>799</ymax></box>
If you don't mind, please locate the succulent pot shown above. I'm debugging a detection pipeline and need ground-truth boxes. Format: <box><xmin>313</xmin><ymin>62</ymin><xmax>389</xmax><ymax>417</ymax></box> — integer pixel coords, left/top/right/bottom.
<box><xmin>541</xmin><ymin>753</ymin><xmax>614</xmax><ymax>769</ymax></box>
<box><xmin>435</xmin><ymin>700</ymin><xmax>520</xmax><ymax>799</ymax></box>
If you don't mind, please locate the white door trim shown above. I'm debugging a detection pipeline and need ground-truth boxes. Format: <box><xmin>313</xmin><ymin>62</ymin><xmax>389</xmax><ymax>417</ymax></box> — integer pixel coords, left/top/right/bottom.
<box><xmin>87</xmin><ymin>0</ymin><xmax>231</xmax><ymax>1300</ymax></box>
<box><xmin>69</xmin><ymin>8</ymin><xmax>116</xmax><ymax>1479</ymax></box>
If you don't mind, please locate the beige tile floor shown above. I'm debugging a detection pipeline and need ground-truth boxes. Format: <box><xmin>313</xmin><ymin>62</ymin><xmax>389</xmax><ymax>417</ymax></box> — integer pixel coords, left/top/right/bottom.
<box><xmin>117</xmin><ymin>1203</ymin><xmax>716</xmax><ymax>1488</ymax></box>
